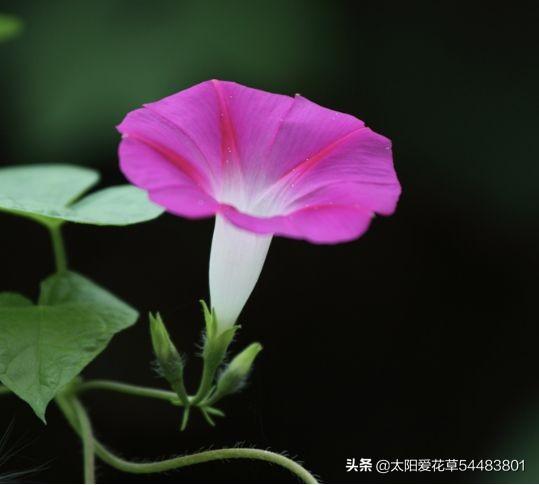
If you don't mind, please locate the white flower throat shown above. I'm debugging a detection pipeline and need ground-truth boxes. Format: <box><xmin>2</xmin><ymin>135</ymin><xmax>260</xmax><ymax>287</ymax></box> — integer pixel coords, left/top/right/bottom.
<box><xmin>209</xmin><ymin>215</ymin><xmax>272</xmax><ymax>330</ymax></box>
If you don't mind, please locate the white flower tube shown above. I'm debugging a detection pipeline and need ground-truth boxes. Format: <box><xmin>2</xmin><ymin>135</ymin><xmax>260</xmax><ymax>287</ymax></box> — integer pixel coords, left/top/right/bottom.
<box><xmin>209</xmin><ymin>215</ymin><xmax>272</xmax><ymax>331</ymax></box>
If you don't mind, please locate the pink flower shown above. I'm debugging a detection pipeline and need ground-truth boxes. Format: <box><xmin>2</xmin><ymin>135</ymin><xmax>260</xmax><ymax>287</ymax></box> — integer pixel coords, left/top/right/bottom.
<box><xmin>118</xmin><ymin>80</ymin><xmax>400</xmax><ymax>329</ymax></box>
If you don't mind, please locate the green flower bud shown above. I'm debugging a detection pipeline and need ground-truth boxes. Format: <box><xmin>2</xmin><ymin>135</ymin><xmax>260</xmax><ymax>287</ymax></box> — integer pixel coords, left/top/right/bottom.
<box><xmin>149</xmin><ymin>312</ymin><xmax>189</xmax><ymax>407</ymax></box>
<box><xmin>215</xmin><ymin>342</ymin><xmax>262</xmax><ymax>399</ymax></box>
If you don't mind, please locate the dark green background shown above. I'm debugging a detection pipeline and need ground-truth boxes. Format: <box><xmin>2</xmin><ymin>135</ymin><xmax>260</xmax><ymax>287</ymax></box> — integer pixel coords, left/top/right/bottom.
<box><xmin>0</xmin><ymin>1</ymin><xmax>537</xmax><ymax>483</ymax></box>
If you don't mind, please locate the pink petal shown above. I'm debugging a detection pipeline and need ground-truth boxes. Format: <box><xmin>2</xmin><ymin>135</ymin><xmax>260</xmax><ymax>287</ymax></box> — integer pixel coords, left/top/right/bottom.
<box><xmin>138</xmin><ymin>81</ymin><xmax>225</xmax><ymax>185</ymax></box>
<box><xmin>274</xmin><ymin>128</ymin><xmax>401</xmax><ymax>216</ymax></box>
<box><xmin>118</xmin><ymin>134</ymin><xmax>218</xmax><ymax>219</ymax></box>
<box><xmin>151</xmin><ymin>185</ymin><xmax>218</xmax><ymax>219</ymax></box>
<box><xmin>263</xmin><ymin>95</ymin><xmax>365</xmax><ymax>183</ymax></box>
<box><xmin>118</xmin><ymin>135</ymin><xmax>193</xmax><ymax>188</ymax></box>
<box><xmin>220</xmin><ymin>202</ymin><xmax>373</xmax><ymax>244</ymax></box>
<box><xmin>209</xmin><ymin>80</ymin><xmax>295</xmax><ymax>188</ymax></box>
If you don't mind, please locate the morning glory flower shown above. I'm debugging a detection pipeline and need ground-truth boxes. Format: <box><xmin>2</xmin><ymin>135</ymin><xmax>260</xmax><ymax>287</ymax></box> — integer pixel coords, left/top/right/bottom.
<box><xmin>117</xmin><ymin>80</ymin><xmax>400</xmax><ymax>330</ymax></box>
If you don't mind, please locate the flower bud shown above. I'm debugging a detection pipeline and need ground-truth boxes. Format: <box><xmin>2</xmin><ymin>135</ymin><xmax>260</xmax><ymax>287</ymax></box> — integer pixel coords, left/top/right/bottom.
<box><xmin>149</xmin><ymin>313</ymin><xmax>189</xmax><ymax>406</ymax></box>
<box><xmin>215</xmin><ymin>342</ymin><xmax>262</xmax><ymax>399</ymax></box>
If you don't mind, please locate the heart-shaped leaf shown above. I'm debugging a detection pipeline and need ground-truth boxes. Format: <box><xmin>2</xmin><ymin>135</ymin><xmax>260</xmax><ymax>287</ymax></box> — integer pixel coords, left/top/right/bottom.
<box><xmin>0</xmin><ymin>164</ymin><xmax>99</xmax><ymax>207</ymax></box>
<box><xmin>0</xmin><ymin>271</ymin><xmax>138</xmax><ymax>422</ymax></box>
<box><xmin>0</xmin><ymin>164</ymin><xmax>163</xmax><ymax>226</ymax></box>
<box><xmin>53</xmin><ymin>185</ymin><xmax>164</xmax><ymax>225</ymax></box>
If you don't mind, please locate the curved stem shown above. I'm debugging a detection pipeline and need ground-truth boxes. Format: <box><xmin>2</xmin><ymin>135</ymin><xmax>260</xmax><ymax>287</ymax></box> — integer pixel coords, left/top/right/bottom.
<box><xmin>69</xmin><ymin>397</ymin><xmax>96</xmax><ymax>484</ymax></box>
<box><xmin>76</xmin><ymin>380</ymin><xmax>182</xmax><ymax>403</ymax></box>
<box><xmin>49</xmin><ymin>224</ymin><xmax>67</xmax><ymax>272</ymax></box>
<box><xmin>97</xmin><ymin>443</ymin><xmax>318</xmax><ymax>483</ymax></box>
<box><xmin>56</xmin><ymin>394</ymin><xmax>317</xmax><ymax>484</ymax></box>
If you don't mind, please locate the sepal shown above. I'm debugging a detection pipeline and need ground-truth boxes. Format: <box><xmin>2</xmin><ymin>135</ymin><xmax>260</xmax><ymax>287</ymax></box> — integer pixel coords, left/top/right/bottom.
<box><xmin>189</xmin><ymin>301</ymin><xmax>239</xmax><ymax>408</ymax></box>
<box><xmin>200</xmin><ymin>300</ymin><xmax>238</xmax><ymax>368</ymax></box>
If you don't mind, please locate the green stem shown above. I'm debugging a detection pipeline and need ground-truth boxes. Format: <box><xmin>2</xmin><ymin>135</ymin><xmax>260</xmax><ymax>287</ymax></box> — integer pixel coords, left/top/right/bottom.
<box><xmin>76</xmin><ymin>380</ymin><xmax>181</xmax><ymax>403</ymax></box>
<box><xmin>190</xmin><ymin>360</ymin><xmax>216</xmax><ymax>406</ymax></box>
<box><xmin>69</xmin><ymin>396</ymin><xmax>96</xmax><ymax>484</ymax></box>
<box><xmin>49</xmin><ymin>224</ymin><xmax>67</xmax><ymax>272</ymax></box>
<box><xmin>75</xmin><ymin>380</ymin><xmax>224</xmax><ymax>422</ymax></box>
<box><xmin>56</xmin><ymin>394</ymin><xmax>318</xmax><ymax>484</ymax></box>
<box><xmin>98</xmin><ymin>444</ymin><xmax>318</xmax><ymax>483</ymax></box>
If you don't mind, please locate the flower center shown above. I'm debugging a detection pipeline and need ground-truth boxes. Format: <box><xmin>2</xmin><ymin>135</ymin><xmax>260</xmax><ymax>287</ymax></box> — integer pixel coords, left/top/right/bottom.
<box><xmin>215</xmin><ymin>170</ymin><xmax>290</xmax><ymax>218</ymax></box>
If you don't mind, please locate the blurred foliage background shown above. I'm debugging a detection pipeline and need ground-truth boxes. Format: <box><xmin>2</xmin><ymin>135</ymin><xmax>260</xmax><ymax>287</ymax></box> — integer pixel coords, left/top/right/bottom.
<box><xmin>0</xmin><ymin>0</ymin><xmax>537</xmax><ymax>483</ymax></box>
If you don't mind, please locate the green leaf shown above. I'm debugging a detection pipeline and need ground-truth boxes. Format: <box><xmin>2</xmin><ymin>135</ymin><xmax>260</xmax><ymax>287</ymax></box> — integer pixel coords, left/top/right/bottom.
<box><xmin>0</xmin><ymin>164</ymin><xmax>99</xmax><ymax>208</ymax></box>
<box><xmin>64</xmin><ymin>185</ymin><xmax>164</xmax><ymax>225</ymax></box>
<box><xmin>0</xmin><ymin>293</ymin><xmax>32</xmax><ymax>307</ymax></box>
<box><xmin>0</xmin><ymin>14</ymin><xmax>22</xmax><ymax>42</ymax></box>
<box><xmin>0</xmin><ymin>164</ymin><xmax>163</xmax><ymax>226</ymax></box>
<box><xmin>0</xmin><ymin>271</ymin><xmax>138</xmax><ymax>422</ymax></box>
